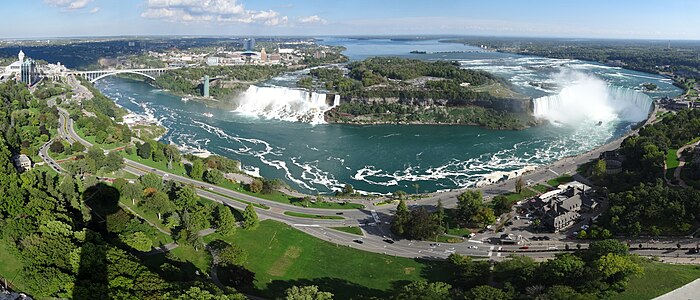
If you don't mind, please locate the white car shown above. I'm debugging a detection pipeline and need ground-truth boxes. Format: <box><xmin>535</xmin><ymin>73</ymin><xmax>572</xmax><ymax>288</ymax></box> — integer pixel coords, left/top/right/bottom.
<box><xmin>468</xmin><ymin>245</ymin><xmax>478</xmax><ymax>249</ymax></box>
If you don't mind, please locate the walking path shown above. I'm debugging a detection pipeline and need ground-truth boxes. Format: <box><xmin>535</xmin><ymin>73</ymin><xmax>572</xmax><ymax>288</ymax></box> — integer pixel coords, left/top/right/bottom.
<box><xmin>653</xmin><ymin>278</ymin><xmax>700</xmax><ymax>300</ymax></box>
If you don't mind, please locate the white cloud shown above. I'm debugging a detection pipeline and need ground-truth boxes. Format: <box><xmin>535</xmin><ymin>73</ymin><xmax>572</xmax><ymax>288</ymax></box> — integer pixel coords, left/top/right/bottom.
<box><xmin>298</xmin><ymin>15</ymin><xmax>327</xmax><ymax>25</ymax></box>
<box><xmin>142</xmin><ymin>0</ymin><xmax>287</xmax><ymax>26</ymax></box>
<box><xmin>44</xmin><ymin>0</ymin><xmax>93</xmax><ymax>10</ymax></box>
<box><xmin>89</xmin><ymin>7</ymin><xmax>100</xmax><ymax>13</ymax></box>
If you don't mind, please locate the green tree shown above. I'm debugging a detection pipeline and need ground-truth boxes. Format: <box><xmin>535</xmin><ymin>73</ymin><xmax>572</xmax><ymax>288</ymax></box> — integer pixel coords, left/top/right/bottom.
<box><xmin>248</xmin><ymin>178</ymin><xmax>263</xmax><ymax>193</ymax></box>
<box><xmin>139</xmin><ymin>172</ymin><xmax>163</xmax><ymax>191</ymax></box>
<box><xmin>215</xmin><ymin>205</ymin><xmax>237</xmax><ymax>235</ymax></box>
<box><xmin>71</xmin><ymin>142</ymin><xmax>85</xmax><ymax>153</ymax></box>
<box><xmin>594</xmin><ymin>253</ymin><xmax>643</xmax><ymax>290</ymax></box>
<box><xmin>436</xmin><ymin>199</ymin><xmax>445</xmax><ymax>228</ymax></box>
<box><xmin>141</xmin><ymin>191</ymin><xmax>175</xmax><ymax>220</ymax></box>
<box><xmin>467</xmin><ymin>285</ymin><xmax>509</xmax><ymax>300</ymax></box>
<box><xmin>190</xmin><ymin>160</ymin><xmax>204</xmax><ymax>180</ymax></box>
<box><xmin>204</xmin><ymin>168</ymin><xmax>224</xmax><ymax>184</ymax></box>
<box><xmin>164</xmin><ymin>144</ymin><xmax>181</xmax><ymax>169</ymax></box>
<box><xmin>393</xmin><ymin>190</ymin><xmax>408</xmax><ymax>200</ymax></box>
<box><xmin>137</xmin><ymin>142</ymin><xmax>152</xmax><ymax>159</ymax></box>
<box><xmin>473</xmin><ymin>206</ymin><xmax>496</xmax><ymax>227</ymax></box>
<box><xmin>285</xmin><ymin>285</ymin><xmax>334</xmax><ymax>300</ymax></box>
<box><xmin>49</xmin><ymin>140</ymin><xmax>64</xmax><ymax>153</ymax></box>
<box><xmin>217</xmin><ymin>243</ymin><xmax>248</xmax><ymax>267</ymax></box>
<box><xmin>242</xmin><ymin>203</ymin><xmax>259</xmax><ymax>229</ymax></box>
<box><xmin>103</xmin><ymin>150</ymin><xmax>124</xmax><ymax>173</ymax></box>
<box><xmin>175</xmin><ymin>185</ymin><xmax>199</xmax><ymax>210</ymax></box>
<box><xmin>456</xmin><ymin>190</ymin><xmax>483</xmax><ymax>227</ymax></box>
<box><xmin>492</xmin><ymin>195</ymin><xmax>511</xmax><ymax>215</ymax></box>
<box><xmin>593</xmin><ymin>159</ymin><xmax>607</xmax><ymax>179</ymax></box>
<box><xmin>393</xmin><ymin>281</ymin><xmax>452</xmax><ymax>300</ymax></box>
<box><xmin>515</xmin><ymin>176</ymin><xmax>524</xmax><ymax>194</ymax></box>
<box><xmin>120</xmin><ymin>182</ymin><xmax>144</xmax><ymax>205</ymax></box>
<box><xmin>121</xmin><ymin>231</ymin><xmax>153</xmax><ymax>252</ymax></box>
<box><xmin>342</xmin><ymin>183</ymin><xmax>355</xmax><ymax>196</ymax></box>
<box><xmin>391</xmin><ymin>200</ymin><xmax>409</xmax><ymax>236</ymax></box>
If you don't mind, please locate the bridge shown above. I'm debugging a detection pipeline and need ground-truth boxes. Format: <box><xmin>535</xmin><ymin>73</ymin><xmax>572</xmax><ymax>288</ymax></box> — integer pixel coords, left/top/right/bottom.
<box><xmin>68</xmin><ymin>67</ymin><xmax>178</xmax><ymax>83</ymax></box>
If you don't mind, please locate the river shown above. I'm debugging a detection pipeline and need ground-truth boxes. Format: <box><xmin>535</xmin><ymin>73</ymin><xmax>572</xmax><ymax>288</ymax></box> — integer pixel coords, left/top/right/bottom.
<box><xmin>94</xmin><ymin>38</ymin><xmax>682</xmax><ymax>195</ymax></box>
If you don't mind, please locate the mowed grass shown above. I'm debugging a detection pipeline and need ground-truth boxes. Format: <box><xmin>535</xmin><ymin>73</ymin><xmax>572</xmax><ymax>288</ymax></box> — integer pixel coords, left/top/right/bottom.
<box><xmin>546</xmin><ymin>174</ymin><xmax>574</xmax><ymax>187</ymax></box>
<box><xmin>330</xmin><ymin>226</ymin><xmax>363</xmax><ymax>236</ymax></box>
<box><xmin>203</xmin><ymin>220</ymin><xmax>449</xmax><ymax>299</ymax></box>
<box><xmin>123</xmin><ymin>150</ymin><xmax>188</xmax><ymax>176</ymax></box>
<box><xmin>666</xmin><ymin>149</ymin><xmax>680</xmax><ymax>169</ymax></box>
<box><xmin>283</xmin><ymin>211</ymin><xmax>344</xmax><ymax>220</ymax></box>
<box><xmin>0</xmin><ymin>238</ymin><xmax>30</xmax><ymax>294</ymax></box>
<box><xmin>617</xmin><ymin>259</ymin><xmax>700</xmax><ymax>300</ymax></box>
<box><xmin>217</xmin><ymin>180</ymin><xmax>364</xmax><ymax>210</ymax></box>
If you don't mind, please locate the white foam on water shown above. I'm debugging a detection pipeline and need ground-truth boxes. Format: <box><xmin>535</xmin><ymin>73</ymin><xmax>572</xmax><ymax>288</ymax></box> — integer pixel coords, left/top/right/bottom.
<box><xmin>232</xmin><ymin>85</ymin><xmax>340</xmax><ymax>125</ymax></box>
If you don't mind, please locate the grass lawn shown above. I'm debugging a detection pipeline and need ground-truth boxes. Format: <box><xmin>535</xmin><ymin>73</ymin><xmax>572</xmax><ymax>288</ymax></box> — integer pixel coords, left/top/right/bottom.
<box><xmin>168</xmin><ymin>244</ymin><xmax>213</xmax><ymax>276</ymax></box>
<box><xmin>76</xmin><ymin>127</ymin><xmax>126</xmax><ymax>150</ymax></box>
<box><xmin>123</xmin><ymin>150</ymin><xmax>188</xmax><ymax>176</ymax></box>
<box><xmin>502</xmin><ymin>189</ymin><xmax>537</xmax><ymax>203</ymax></box>
<box><xmin>0</xmin><ymin>238</ymin><xmax>30</xmax><ymax>294</ymax></box>
<box><xmin>546</xmin><ymin>174</ymin><xmax>574</xmax><ymax>187</ymax></box>
<box><xmin>617</xmin><ymin>259</ymin><xmax>700</xmax><ymax>300</ymax></box>
<box><xmin>218</xmin><ymin>180</ymin><xmax>364</xmax><ymax>210</ymax></box>
<box><xmin>118</xmin><ymin>197</ymin><xmax>171</xmax><ymax>234</ymax></box>
<box><xmin>284</xmin><ymin>211</ymin><xmax>344</xmax><ymax>220</ymax></box>
<box><xmin>665</xmin><ymin>149</ymin><xmax>680</xmax><ymax>179</ymax></box>
<box><xmin>446</xmin><ymin>227</ymin><xmax>472</xmax><ymax>237</ymax></box>
<box><xmin>531</xmin><ymin>184</ymin><xmax>552</xmax><ymax>193</ymax></box>
<box><xmin>666</xmin><ymin>149</ymin><xmax>680</xmax><ymax>169</ymax></box>
<box><xmin>330</xmin><ymin>226</ymin><xmax>363</xmax><ymax>236</ymax></box>
<box><xmin>203</xmin><ymin>220</ymin><xmax>450</xmax><ymax>299</ymax></box>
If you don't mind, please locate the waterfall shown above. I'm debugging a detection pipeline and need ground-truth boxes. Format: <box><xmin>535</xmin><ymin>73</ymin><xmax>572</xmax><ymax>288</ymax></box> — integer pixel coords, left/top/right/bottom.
<box><xmin>233</xmin><ymin>85</ymin><xmax>339</xmax><ymax>124</ymax></box>
<box><xmin>532</xmin><ymin>77</ymin><xmax>653</xmax><ymax>125</ymax></box>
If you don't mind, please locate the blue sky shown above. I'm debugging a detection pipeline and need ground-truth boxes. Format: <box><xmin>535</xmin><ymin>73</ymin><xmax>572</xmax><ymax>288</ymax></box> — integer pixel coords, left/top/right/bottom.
<box><xmin>2</xmin><ymin>0</ymin><xmax>700</xmax><ymax>39</ymax></box>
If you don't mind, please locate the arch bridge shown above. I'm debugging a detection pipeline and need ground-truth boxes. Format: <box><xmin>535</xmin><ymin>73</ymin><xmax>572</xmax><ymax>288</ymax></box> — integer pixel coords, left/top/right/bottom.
<box><xmin>69</xmin><ymin>68</ymin><xmax>178</xmax><ymax>83</ymax></box>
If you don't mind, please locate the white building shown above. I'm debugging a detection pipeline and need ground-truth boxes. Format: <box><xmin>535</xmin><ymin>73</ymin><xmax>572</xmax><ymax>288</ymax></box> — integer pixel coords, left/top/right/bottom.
<box><xmin>2</xmin><ymin>50</ymin><xmax>25</xmax><ymax>79</ymax></box>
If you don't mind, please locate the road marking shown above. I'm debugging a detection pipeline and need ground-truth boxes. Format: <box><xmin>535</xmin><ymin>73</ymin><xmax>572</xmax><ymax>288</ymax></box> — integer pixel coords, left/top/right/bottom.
<box><xmin>548</xmin><ymin>169</ymin><xmax>559</xmax><ymax>176</ymax></box>
<box><xmin>497</xmin><ymin>253</ymin><xmax>502</xmax><ymax>257</ymax></box>
<box><xmin>292</xmin><ymin>224</ymin><xmax>321</xmax><ymax>227</ymax></box>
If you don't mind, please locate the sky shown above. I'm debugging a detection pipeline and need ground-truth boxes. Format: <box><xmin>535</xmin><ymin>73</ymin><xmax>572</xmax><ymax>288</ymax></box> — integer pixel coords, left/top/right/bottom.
<box><xmin>2</xmin><ymin>0</ymin><xmax>700</xmax><ymax>39</ymax></box>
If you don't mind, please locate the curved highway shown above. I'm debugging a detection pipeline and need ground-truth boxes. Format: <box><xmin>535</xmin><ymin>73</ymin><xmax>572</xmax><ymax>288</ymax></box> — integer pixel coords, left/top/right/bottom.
<box><xmin>54</xmin><ymin>103</ymin><xmax>700</xmax><ymax>261</ymax></box>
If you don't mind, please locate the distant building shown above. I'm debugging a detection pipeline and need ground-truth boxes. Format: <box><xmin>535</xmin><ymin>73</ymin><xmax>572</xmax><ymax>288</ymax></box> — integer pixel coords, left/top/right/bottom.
<box><xmin>530</xmin><ymin>186</ymin><xmax>597</xmax><ymax>232</ymax></box>
<box><xmin>206</xmin><ymin>56</ymin><xmax>220</xmax><ymax>66</ymax></box>
<box><xmin>21</xmin><ymin>58</ymin><xmax>38</xmax><ymax>85</ymax></box>
<box><xmin>12</xmin><ymin>154</ymin><xmax>32</xmax><ymax>172</ymax></box>
<box><xmin>244</xmin><ymin>38</ymin><xmax>256</xmax><ymax>51</ymax></box>
<box><xmin>260</xmin><ymin>48</ymin><xmax>267</xmax><ymax>62</ymax></box>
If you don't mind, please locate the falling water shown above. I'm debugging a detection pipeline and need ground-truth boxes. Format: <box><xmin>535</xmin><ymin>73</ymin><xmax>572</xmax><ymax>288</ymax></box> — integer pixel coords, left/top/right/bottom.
<box><xmin>233</xmin><ymin>85</ymin><xmax>340</xmax><ymax>124</ymax></box>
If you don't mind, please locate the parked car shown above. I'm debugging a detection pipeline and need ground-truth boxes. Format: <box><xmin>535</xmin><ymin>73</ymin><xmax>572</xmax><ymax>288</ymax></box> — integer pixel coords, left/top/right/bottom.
<box><xmin>383</xmin><ymin>239</ymin><xmax>395</xmax><ymax>244</ymax></box>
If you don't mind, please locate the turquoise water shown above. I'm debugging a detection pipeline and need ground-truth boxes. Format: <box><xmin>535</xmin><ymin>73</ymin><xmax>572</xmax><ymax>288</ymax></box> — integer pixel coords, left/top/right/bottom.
<box><xmin>96</xmin><ymin>38</ymin><xmax>682</xmax><ymax>195</ymax></box>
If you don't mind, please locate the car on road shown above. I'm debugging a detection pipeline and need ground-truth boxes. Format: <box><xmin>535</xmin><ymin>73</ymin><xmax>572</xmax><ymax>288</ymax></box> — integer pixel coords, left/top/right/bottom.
<box><xmin>352</xmin><ymin>239</ymin><xmax>363</xmax><ymax>244</ymax></box>
<box><xmin>543</xmin><ymin>236</ymin><xmax>551</xmax><ymax>240</ymax></box>
<box><xmin>335</xmin><ymin>212</ymin><xmax>344</xmax><ymax>215</ymax></box>
<box><xmin>519</xmin><ymin>246</ymin><xmax>529</xmax><ymax>249</ymax></box>
<box><xmin>383</xmin><ymin>239</ymin><xmax>394</xmax><ymax>244</ymax></box>
<box><xmin>468</xmin><ymin>245</ymin><xmax>478</xmax><ymax>249</ymax></box>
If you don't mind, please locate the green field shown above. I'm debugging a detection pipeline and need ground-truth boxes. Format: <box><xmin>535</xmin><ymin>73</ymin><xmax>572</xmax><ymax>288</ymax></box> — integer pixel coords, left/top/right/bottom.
<box><xmin>446</xmin><ymin>227</ymin><xmax>472</xmax><ymax>237</ymax></box>
<box><xmin>665</xmin><ymin>149</ymin><xmax>680</xmax><ymax>179</ymax></box>
<box><xmin>284</xmin><ymin>211</ymin><xmax>345</xmax><ymax>220</ymax></box>
<box><xmin>546</xmin><ymin>174</ymin><xmax>574</xmax><ymax>187</ymax></box>
<box><xmin>617</xmin><ymin>259</ymin><xmax>700</xmax><ymax>300</ymax></box>
<box><xmin>502</xmin><ymin>189</ymin><xmax>538</xmax><ymax>203</ymax></box>
<box><xmin>532</xmin><ymin>184</ymin><xmax>551</xmax><ymax>193</ymax></box>
<box><xmin>203</xmin><ymin>220</ymin><xmax>450</xmax><ymax>299</ymax></box>
<box><xmin>76</xmin><ymin>127</ymin><xmax>127</xmax><ymax>150</ymax></box>
<box><xmin>217</xmin><ymin>179</ymin><xmax>365</xmax><ymax>210</ymax></box>
<box><xmin>330</xmin><ymin>226</ymin><xmax>363</xmax><ymax>236</ymax></box>
<box><xmin>123</xmin><ymin>151</ymin><xmax>189</xmax><ymax>177</ymax></box>
<box><xmin>0</xmin><ymin>238</ymin><xmax>29</xmax><ymax>294</ymax></box>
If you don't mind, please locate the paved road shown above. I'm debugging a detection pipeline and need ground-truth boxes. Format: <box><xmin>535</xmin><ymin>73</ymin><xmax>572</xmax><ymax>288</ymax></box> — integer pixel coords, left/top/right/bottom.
<box><xmin>57</xmin><ymin>104</ymin><xmax>700</xmax><ymax>261</ymax></box>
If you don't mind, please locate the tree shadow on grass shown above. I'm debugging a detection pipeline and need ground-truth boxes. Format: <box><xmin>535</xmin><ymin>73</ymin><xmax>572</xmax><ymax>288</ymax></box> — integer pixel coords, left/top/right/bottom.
<box><xmin>74</xmin><ymin>182</ymin><xmax>120</xmax><ymax>300</ymax></box>
<box><xmin>264</xmin><ymin>277</ymin><xmax>389</xmax><ymax>300</ymax></box>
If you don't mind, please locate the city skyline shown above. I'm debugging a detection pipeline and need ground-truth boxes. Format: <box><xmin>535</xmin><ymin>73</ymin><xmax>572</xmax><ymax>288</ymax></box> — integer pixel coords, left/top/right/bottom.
<box><xmin>1</xmin><ymin>0</ymin><xmax>699</xmax><ymax>40</ymax></box>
